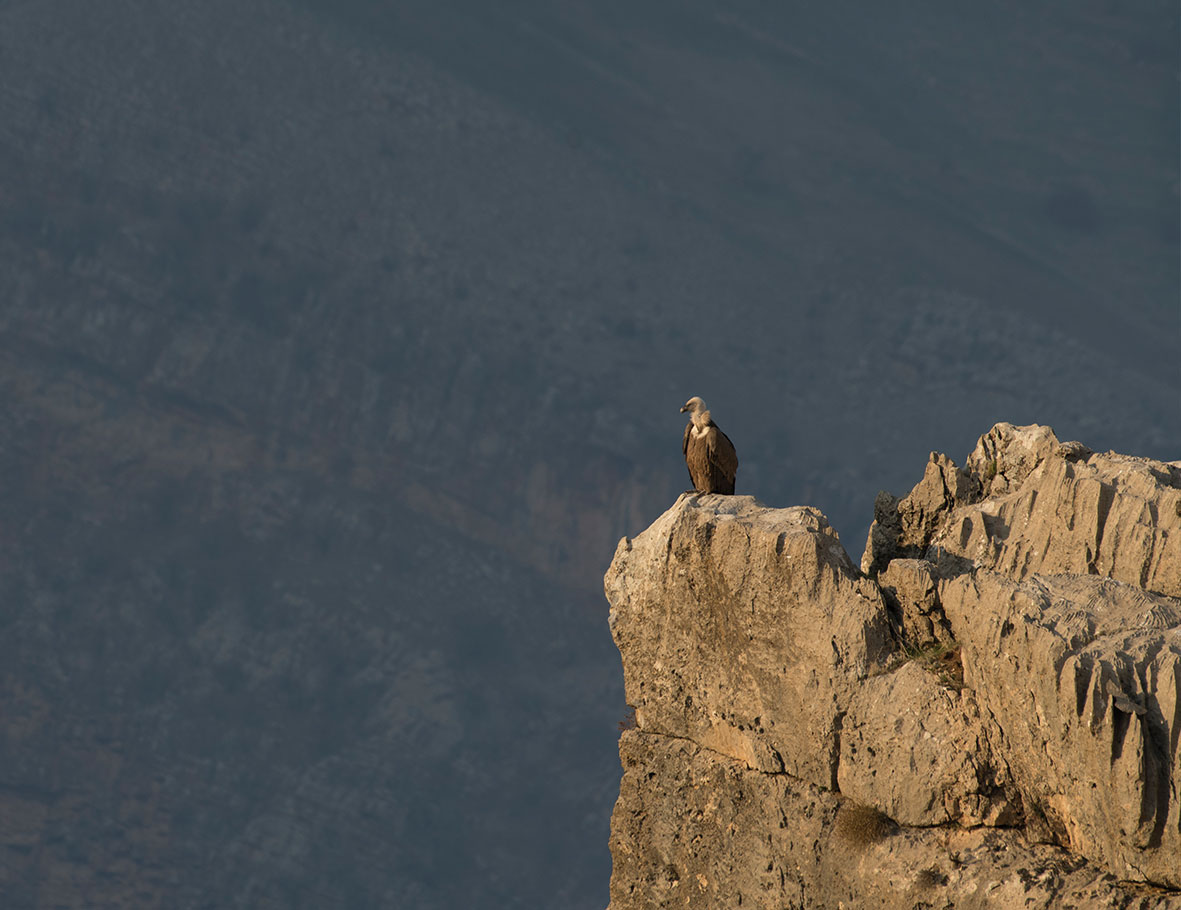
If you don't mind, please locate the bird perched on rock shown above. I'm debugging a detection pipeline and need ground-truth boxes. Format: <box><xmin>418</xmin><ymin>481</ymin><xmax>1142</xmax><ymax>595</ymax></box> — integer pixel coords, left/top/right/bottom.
<box><xmin>680</xmin><ymin>397</ymin><xmax>738</xmax><ymax>494</ymax></box>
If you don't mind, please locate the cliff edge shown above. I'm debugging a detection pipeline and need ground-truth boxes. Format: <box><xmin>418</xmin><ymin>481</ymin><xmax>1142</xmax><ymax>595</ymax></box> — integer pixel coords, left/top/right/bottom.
<box><xmin>605</xmin><ymin>423</ymin><xmax>1181</xmax><ymax>909</ymax></box>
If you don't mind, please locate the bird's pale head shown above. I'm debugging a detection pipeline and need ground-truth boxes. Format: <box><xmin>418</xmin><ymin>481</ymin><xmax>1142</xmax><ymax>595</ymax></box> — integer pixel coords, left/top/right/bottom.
<box><xmin>680</xmin><ymin>396</ymin><xmax>706</xmax><ymax>414</ymax></box>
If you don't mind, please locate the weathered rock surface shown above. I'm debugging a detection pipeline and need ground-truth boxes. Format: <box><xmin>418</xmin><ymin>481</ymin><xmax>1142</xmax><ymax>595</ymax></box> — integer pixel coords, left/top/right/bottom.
<box><xmin>611</xmin><ymin>731</ymin><xmax>1177</xmax><ymax>910</ymax></box>
<box><xmin>942</xmin><ymin>571</ymin><xmax>1181</xmax><ymax>887</ymax></box>
<box><xmin>606</xmin><ymin>495</ymin><xmax>894</xmax><ymax>788</ymax></box>
<box><xmin>838</xmin><ymin>661</ymin><xmax>1019</xmax><ymax>829</ymax></box>
<box><xmin>877</xmin><ymin>557</ymin><xmax>954</xmax><ymax>648</ymax></box>
<box><xmin>606</xmin><ymin>424</ymin><xmax>1181</xmax><ymax>908</ymax></box>
<box><xmin>947</xmin><ymin>423</ymin><xmax>1181</xmax><ymax>597</ymax></box>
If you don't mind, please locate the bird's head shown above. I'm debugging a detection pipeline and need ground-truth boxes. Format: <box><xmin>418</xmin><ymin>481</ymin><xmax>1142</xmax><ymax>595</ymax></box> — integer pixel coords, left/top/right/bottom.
<box><xmin>680</xmin><ymin>396</ymin><xmax>706</xmax><ymax>415</ymax></box>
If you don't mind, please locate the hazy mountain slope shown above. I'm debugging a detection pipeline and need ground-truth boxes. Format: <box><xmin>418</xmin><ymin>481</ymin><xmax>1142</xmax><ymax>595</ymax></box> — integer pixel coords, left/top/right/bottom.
<box><xmin>0</xmin><ymin>346</ymin><xmax>620</xmax><ymax>908</ymax></box>
<box><xmin>2</xmin><ymin>0</ymin><xmax>1176</xmax><ymax>570</ymax></box>
<box><xmin>308</xmin><ymin>0</ymin><xmax>1178</xmax><ymax>359</ymax></box>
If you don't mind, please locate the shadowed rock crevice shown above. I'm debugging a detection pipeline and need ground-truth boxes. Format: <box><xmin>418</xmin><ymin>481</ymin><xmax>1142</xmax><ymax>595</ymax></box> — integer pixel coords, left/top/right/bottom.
<box><xmin>1091</xmin><ymin>480</ymin><xmax>1116</xmax><ymax>575</ymax></box>
<box><xmin>606</xmin><ymin>423</ymin><xmax>1181</xmax><ymax>908</ymax></box>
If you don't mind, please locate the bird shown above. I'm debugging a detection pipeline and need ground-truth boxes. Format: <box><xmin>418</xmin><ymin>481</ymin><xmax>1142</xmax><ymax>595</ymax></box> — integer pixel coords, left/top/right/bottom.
<box><xmin>680</xmin><ymin>397</ymin><xmax>738</xmax><ymax>494</ymax></box>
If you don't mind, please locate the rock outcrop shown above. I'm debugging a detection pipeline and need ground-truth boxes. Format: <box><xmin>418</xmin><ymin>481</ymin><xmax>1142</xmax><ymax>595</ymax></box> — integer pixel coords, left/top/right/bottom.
<box><xmin>605</xmin><ymin>424</ymin><xmax>1181</xmax><ymax>908</ymax></box>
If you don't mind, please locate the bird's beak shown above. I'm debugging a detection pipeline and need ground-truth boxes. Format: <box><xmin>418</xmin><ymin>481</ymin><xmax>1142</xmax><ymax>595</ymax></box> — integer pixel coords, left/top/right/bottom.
<box><xmin>679</xmin><ymin>405</ymin><xmax>689</xmax><ymax>413</ymax></box>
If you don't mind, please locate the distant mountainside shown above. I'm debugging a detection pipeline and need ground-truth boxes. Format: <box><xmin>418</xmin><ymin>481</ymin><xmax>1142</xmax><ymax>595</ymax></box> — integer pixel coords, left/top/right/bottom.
<box><xmin>0</xmin><ymin>0</ymin><xmax>1175</xmax><ymax>906</ymax></box>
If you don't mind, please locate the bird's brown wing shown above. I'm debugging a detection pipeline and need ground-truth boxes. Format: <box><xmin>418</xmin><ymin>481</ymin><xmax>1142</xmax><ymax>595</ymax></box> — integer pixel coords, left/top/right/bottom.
<box><xmin>684</xmin><ymin>423</ymin><xmax>708</xmax><ymax>491</ymax></box>
<box><xmin>705</xmin><ymin>424</ymin><xmax>738</xmax><ymax>494</ymax></box>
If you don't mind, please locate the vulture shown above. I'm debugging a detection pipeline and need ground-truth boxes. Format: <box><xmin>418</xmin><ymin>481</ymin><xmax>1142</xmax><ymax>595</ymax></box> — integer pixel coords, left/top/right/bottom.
<box><xmin>680</xmin><ymin>396</ymin><xmax>738</xmax><ymax>494</ymax></box>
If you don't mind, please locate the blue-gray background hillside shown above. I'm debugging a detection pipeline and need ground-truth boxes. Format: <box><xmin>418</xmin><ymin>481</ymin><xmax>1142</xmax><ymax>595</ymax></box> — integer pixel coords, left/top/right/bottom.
<box><xmin>0</xmin><ymin>1</ymin><xmax>1175</xmax><ymax>907</ymax></box>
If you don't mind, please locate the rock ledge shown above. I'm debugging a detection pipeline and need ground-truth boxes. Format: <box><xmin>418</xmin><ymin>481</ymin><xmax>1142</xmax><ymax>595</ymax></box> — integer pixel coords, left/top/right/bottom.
<box><xmin>606</xmin><ymin>424</ymin><xmax>1181</xmax><ymax>909</ymax></box>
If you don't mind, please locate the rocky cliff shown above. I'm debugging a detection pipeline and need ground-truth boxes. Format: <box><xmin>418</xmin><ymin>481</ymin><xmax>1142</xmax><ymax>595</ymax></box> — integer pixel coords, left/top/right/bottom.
<box><xmin>605</xmin><ymin>423</ymin><xmax>1181</xmax><ymax>908</ymax></box>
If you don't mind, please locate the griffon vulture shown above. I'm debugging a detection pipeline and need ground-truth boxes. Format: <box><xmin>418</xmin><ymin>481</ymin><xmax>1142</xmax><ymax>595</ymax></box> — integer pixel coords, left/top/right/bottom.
<box><xmin>680</xmin><ymin>396</ymin><xmax>738</xmax><ymax>494</ymax></box>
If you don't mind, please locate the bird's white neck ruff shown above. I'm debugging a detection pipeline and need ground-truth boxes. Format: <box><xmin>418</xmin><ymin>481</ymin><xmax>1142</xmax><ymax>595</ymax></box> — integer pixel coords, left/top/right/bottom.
<box><xmin>691</xmin><ymin>423</ymin><xmax>711</xmax><ymax>439</ymax></box>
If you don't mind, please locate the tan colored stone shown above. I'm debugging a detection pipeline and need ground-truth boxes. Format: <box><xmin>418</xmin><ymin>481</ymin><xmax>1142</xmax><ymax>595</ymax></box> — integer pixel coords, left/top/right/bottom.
<box><xmin>609</xmin><ymin>730</ymin><xmax>1177</xmax><ymax>909</ymax></box>
<box><xmin>605</xmin><ymin>493</ymin><xmax>895</xmax><ymax>787</ymax></box>
<box><xmin>839</xmin><ymin>661</ymin><xmax>1020</xmax><ymax>827</ymax></box>
<box><xmin>934</xmin><ymin>427</ymin><xmax>1181</xmax><ymax>598</ymax></box>
<box><xmin>966</xmin><ymin>422</ymin><xmax>1060</xmax><ymax>498</ymax></box>
<box><xmin>941</xmin><ymin>570</ymin><xmax>1181</xmax><ymax>888</ymax></box>
<box><xmin>608</xmin><ymin>425</ymin><xmax>1181</xmax><ymax>904</ymax></box>
<box><xmin>862</xmin><ymin>453</ymin><xmax>978</xmax><ymax>575</ymax></box>
<box><xmin>877</xmin><ymin>557</ymin><xmax>954</xmax><ymax>647</ymax></box>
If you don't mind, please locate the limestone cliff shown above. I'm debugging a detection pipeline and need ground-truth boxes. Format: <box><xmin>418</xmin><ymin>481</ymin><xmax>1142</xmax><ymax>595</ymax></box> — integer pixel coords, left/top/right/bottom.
<box><xmin>605</xmin><ymin>423</ymin><xmax>1181</xmax><ymax>909</ymax></box>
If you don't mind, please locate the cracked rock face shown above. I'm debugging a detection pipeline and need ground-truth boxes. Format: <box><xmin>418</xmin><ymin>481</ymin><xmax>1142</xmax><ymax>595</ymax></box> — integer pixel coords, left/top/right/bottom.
<box><xmin>838</xmin><ymin>661</ymin><xmax>1020</xmax><ymax>829</ymax></box>
<box><xmin>942</xmin><ymin>571</ymin><xmax>1181</xmax><ymax>886</ymax></box>
<box><xmin>605</xmin><ymin>424</ymin><xmax>1181</xmax><ymax>908</ymax></box>
<box><xmin>611</xmin><ymin>731</ymin><xmax>1172</xmax><ymax>910</ymax></box>
<box><xmin>606</xmin><ymin>494</ymin><xmax>895</xmax><ymax>788</ymax></box>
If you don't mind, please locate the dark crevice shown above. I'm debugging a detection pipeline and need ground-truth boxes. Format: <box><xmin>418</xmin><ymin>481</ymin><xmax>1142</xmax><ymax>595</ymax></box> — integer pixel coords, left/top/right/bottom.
<box><xmin>632</xmin><ymin>726</ymin><xmax>820</xmax><ymax>786</ymax></box>
<box><xmin>831</xmin><ymin>711</ymin><xmax>845</xmax><ymax>793</ymax></box>
<box><xmin>1171</xmin><ymin>662</ymin><xmax>1181</xmax><ymax>765</ymax></box>
<box><xmin>1110</xmin><ymin>703</ymin><xmax>1131</xmax><ymax>764</ymax></box>
<box><xmin>1140</xmin><ymin>515</ymin><xmax>1156</xmax><ymax>590</ymax></box>
<box><xmin>1073</xmin><ymin>656</ymin><xmax>1094</xmax><ymax>718</ymax></box>
<box><xmin>1089</xmin><ymin>482</ymin><xmax>1115</xmax><ymax>574</ymax></box>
